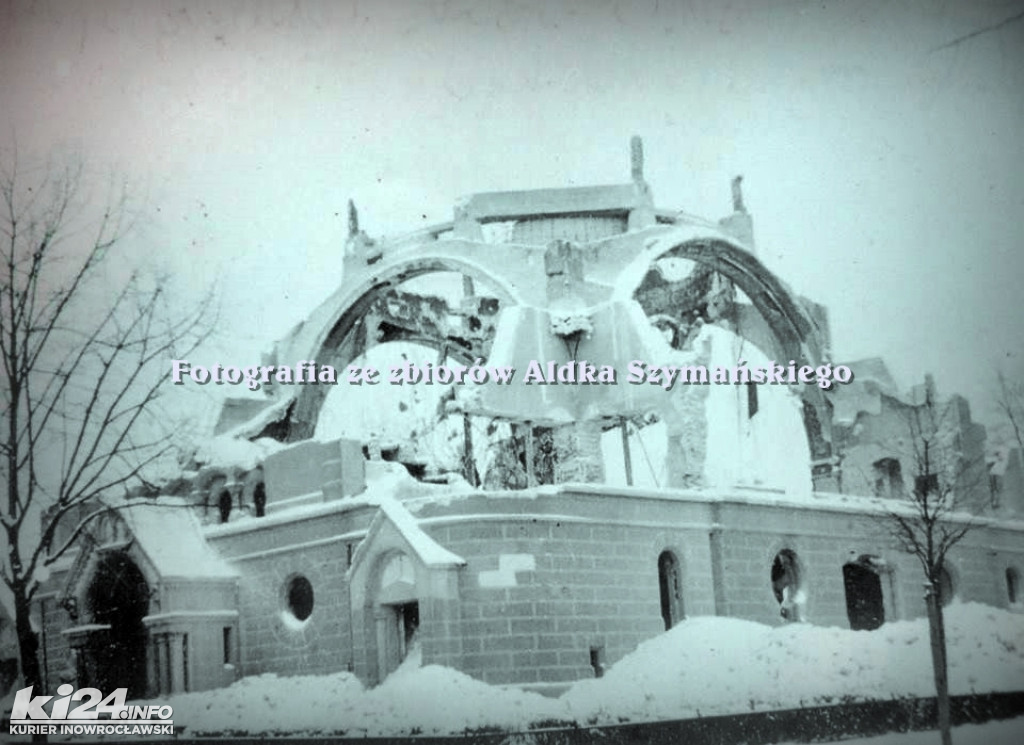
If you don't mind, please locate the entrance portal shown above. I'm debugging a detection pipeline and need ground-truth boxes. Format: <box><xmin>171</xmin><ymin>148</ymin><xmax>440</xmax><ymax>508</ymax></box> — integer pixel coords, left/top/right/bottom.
<box><xmin>85</xmin><ymin>552</ymin><xmax>150</xmax><ymax>697</ymax></box>
<box><xmin>374</xmin><ymin>552</ymin><xmax>420</xmax><ymax>680</ymax></box>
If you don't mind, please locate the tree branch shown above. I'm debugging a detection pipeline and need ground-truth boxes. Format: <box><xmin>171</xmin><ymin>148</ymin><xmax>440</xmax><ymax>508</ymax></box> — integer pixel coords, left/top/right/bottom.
<box><xmin>932</xmin><ymin>8</ymin><xmax>1024</xmax><ymax>52</ymax></box>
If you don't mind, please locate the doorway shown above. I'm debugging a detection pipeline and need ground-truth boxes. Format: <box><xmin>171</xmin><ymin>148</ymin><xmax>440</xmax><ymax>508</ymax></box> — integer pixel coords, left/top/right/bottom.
<box><xmin>85</xmin><ymin>552</ymin><xmax>150</xmax><ymax>697</ymax></box>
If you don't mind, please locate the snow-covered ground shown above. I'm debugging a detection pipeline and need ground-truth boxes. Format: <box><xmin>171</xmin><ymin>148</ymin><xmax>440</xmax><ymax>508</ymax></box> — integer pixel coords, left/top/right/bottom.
<box><xmin>119</xmin><ymin>602</ymin><xmax>1023</xmax><ymax>738</ymax></box>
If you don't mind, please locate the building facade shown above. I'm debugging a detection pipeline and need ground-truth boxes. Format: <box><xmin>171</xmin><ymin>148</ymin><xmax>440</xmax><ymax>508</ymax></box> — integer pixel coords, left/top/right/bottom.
<box><xmin>30</xmin><ymin>141</ymin><xmax>1024</xmax><ymax>697</ymax></box>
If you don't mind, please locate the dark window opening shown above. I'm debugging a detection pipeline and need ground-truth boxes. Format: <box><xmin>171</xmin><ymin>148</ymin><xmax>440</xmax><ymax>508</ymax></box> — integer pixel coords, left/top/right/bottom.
<box><xmin>223</xmin><ymin>627</ymin><xmax>232</xmax><ymax>665</ymax></box>
<box><xmin>872</xmin><ymin>458</ymin><xmax>903</xmax><ymax>499</ymax></box>
<box><xmin>915</xmin><ymin>473</ymin><xmax>939</xmax><ymax>499</ymax></box>
<box><xmin>771</xmin><ymin>549</ymin><xmax>804</xmax><ymax>622</ymax></box>
<box><xmin>346</xmin><ymin>543</ymin><xmax>354</xmax><ymax>568</ymax></box>
<box><xmin>843</xmin><ymin>560</ymin><xmax>885</xmax><ymax>630</ymax></box>
<box><xmin>402</xmin><ymin>462</ymin><xmax>427</xmax><ymax>480</ymax></box>
<box><xmin>253</xmin><ymin>482</ymin><xmax>267</xmax><ymax>518</ymax></box>
<box><xmin>517</xmin><ymin>426</ymin><xmax>556</xmax><ymax>486</ymax></box>
<box><xmin>1006</xmin><ymin>568</ymin><xmax>1019</xmax><ymax>605</ymax></box>
<box><xmin>658</xmin><ymin>551</ymin><xmax>683</xmax><ymax>630</ymax></box>
<box><xmin>287</xmin><ymin>575</ymin><xmax>315</xmax><ymax>621</ymax></box>
<box><xmin>218</xmin><ymin>489</ymin><xmax>232</xmax><ymax>523</ymax></box>
<box><xmin>746</xmin><ymin>381</ymin><xmax>759</xmax><ymax>418</ymax></box>
<box><xmin>589</xmin><ymin>646</ymin><xmax>605</xmax><ymax>678</ymax></box>
<box><xmin>397</xmin><ymin>601</ymin><xmax>419</xmax><ymax>658</ymax></box>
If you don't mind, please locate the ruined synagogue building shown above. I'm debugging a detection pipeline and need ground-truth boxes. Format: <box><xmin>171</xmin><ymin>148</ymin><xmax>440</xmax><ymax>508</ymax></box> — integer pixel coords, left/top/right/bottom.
<box><xmin>17</xmin><ymin>141</ymin><xmax>1024</xmax><ymax>699</ymax></box>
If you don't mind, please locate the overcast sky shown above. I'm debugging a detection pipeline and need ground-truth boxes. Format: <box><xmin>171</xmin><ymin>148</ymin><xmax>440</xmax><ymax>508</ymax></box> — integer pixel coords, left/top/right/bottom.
<box><xmin>2</xmin><ymin>0</ymin><xmax>1023</xmax><ymax>429</ymax></box>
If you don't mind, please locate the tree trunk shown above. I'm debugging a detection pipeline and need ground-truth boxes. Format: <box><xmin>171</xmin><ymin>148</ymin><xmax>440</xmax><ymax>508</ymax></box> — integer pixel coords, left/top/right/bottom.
<box><xmin>13</xmin><ymin>577</ymin><xmax>43</xmax><ymax>692</ymax></box>
<box><xmin>926</xmin><ymin>587</ymin><xmax>953</xmax><ymax>745</ymax></box>
<box><xmin>13</xmin><ymin>577</ymin><xmax>51</xmax><ymax>744</ymax></box>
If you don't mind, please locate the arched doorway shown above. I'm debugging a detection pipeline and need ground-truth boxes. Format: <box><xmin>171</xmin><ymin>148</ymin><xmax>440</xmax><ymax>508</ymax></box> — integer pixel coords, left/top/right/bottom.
<box><xmin>658</xmin><ymin>550</ymin><xmax>684</xmax><ymax>630</ymax></box>
<box><xmin>85</xmin><ymin>552</ymin><xmax>150</xmax><ymax>697</ymax></box>
<box><xmin>375</xmin><ymin>552</ymin><xmax>420</xmax><ymax>678</ymax></box>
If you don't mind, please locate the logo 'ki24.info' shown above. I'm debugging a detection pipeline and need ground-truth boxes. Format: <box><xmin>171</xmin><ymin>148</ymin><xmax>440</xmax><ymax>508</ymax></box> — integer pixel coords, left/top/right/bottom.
<box><xmin>9</xmin><ymin>685</ymin><xmax>174</xmax><ymax>736</ymax></box>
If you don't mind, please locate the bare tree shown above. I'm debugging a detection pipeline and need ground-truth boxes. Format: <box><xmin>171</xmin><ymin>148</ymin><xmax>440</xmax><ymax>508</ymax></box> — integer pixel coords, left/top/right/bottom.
<box><xmin>884</xmin><ymin>382</ymin><xmax>980</xmax><ymax>745</ymax></box>
<box><xmin>994</xmin><ymin>369</ymin><xmax>1024</xmax><ymax>453</ymax></box>
<box><xmin>0</xmin><ymin>154</ymin><xmax>214</xmax><ymax>694</ymax></box>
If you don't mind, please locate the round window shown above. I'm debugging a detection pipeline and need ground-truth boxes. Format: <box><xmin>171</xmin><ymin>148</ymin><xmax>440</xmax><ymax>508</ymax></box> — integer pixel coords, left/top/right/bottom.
<box><xmin>287</xmin><ymin>575</ymin><xmax>314</xmax><ymax>621</ymax></box>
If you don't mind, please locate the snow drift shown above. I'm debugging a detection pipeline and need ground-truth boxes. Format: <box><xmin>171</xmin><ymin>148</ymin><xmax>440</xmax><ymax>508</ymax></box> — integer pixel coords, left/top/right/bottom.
<box><xmin>122</xmin><ymin>602</ymin><xmax>1024</xmax><ymax>737</ymax></box>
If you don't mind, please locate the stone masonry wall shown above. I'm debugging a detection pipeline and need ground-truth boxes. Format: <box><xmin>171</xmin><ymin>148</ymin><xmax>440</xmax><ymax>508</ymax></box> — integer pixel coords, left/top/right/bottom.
<box><xmin>37</xmin><ymin>591</ymin><xmax>75</xmax><ymax>688</ymax></box>
<box><xmin>205</xmin><ymin>504</ymin><xmax>375</xmax><ymax>678</ymax></box>
<box><xmin>36</xmin><ymin>486</ymin><xmax>1024</xmax><ymax>694</ymax></box>
<box><xmin>412</xmin><ymin>488</ymin><xmax>1024</xmax><ymax>687</ymax></box>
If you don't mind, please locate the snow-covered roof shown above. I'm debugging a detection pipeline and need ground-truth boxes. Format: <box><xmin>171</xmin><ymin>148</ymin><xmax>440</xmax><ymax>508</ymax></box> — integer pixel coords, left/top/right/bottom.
<box><xmin>349</xmin><ymin>496</ymin><xmax>466</xmax><ymax>576</ymax></box>
<box><xmin>401</xmin><ymin>480</ymin><xmax>1018</xmax><ymax>532</ymax></box>
<box><xmin>121</xmin><ymin>498</ymin><xmax>237</xmax><ymax>579</ymax></box>
<box><xmin>193</xmin><ymin>434</ymin><xmax>285</xmax><ymax>472</ymax></box>
<box><xmin>215</xmin><ymin>394</ymin><xmax>294</xmax><ymax>442</ymax></box>
<box><xmin>213</xmin><ymin>397</ymin><xmax>279</xmax><ymax>436</ymax></box>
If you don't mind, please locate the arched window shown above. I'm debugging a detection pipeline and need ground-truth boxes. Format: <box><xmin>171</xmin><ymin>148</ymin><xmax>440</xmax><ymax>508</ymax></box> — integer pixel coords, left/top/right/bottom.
<box><xmin>658</xmin><ymin>551</ymin><xmax>683</xmax><ymax>630</ymax></box>
<box><xmin>872</xmin><ymin>458</ymin><xmax>903</xmax><ymax>498</ymax></box>
<box><xmin>771</xmin><ymin>549</ymin><xmax>805</xmax><ymax>622</ymax></box>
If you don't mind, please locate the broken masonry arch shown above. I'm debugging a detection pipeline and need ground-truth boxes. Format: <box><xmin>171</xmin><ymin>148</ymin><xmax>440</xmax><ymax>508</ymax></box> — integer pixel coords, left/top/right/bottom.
<box><xmin>623</xmin><ymin>232</ymin><xmax>835</xmax><ymax>470</ymax></box>
<box><xmin>266</xmin><ymin>226</ymin><xmax>835</xmax><ymax>478</ymax></box>
<box><xmin>277</xmin><ymin>251</ymin><xmax>522</xmax><ymax>442</ymax></box>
